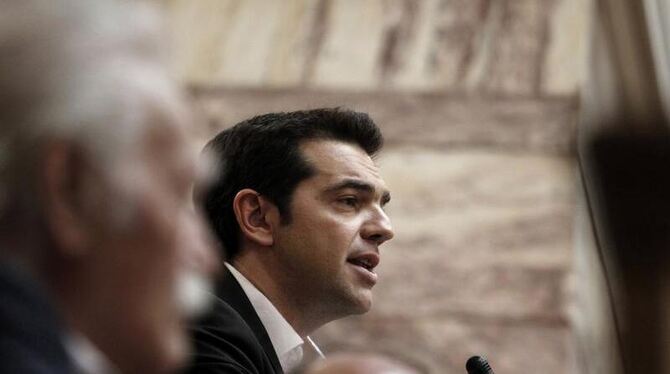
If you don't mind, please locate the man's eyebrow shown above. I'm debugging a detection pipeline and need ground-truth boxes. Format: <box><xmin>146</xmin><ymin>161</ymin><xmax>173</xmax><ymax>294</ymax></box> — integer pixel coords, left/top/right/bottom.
<box><xmin>325</xmin><ymin>178</ymin><xmax>391</xmax><ymax>205</ymax></box>
<box><xmin>325</xmin><ymin>179</ymin><xmax>374</xmax><ymax>193</ymax></box>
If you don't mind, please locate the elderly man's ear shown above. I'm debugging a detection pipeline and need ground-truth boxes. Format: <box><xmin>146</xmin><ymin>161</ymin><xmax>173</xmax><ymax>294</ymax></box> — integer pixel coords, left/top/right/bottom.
<box><xmin>232</xmin><ymin>189</ymin><xmax>278</xmax><ymax>247</ymax></box>
<box><xmin>40</xmin><ymin>141</ymin><xmax>97</xmax><ymax>256</ymax></box>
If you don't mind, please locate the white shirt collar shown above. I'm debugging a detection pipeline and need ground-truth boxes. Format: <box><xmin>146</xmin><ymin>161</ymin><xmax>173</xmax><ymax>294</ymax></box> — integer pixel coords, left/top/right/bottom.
<box><xmin>225</xmin><ymin>263</ymin><xmax>306</xmax><ymax>372</ymax></box>
<box><xmin>64</xmin><ymin>333</ymin><xmax>118</xmax><ymax>374</ymax></box>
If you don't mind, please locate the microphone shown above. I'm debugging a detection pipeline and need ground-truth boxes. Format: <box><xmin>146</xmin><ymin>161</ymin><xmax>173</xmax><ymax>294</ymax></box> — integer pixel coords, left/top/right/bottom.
<box><xmin>466</xmin><ymin>356</ymin><xmax>495</xmax><ymax>374</ymax></box>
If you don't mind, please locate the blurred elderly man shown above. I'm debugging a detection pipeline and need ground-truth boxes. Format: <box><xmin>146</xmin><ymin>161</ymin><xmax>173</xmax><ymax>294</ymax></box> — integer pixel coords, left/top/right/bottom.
<box><xmin>0</xmin><ymin>0</ymin><xmax>216</xmax><ymax>373</ymax></box>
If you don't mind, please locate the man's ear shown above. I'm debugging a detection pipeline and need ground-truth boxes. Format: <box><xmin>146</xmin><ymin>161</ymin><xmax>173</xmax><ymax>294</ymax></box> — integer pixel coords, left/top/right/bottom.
<box><xmin>40</xmin><ymin>140</ymin><xmax>95</xmax><ymax>257</ymax></box>
<box><xmin>232</xmin><ymin>189</ymin><xmax>277</xmax><ymax>247</ymax></box>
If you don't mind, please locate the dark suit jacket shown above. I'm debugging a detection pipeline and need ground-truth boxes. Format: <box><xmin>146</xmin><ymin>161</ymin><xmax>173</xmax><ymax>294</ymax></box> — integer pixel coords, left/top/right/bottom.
<box><xmin>186</xmin><ymin>272</ymin><xmax>283</xmax><ymax>374</ymax></box>
<box><xmin>0</xmin><ymin>263</ymin><xmax>73</xmax><ymax>373</ymax></box>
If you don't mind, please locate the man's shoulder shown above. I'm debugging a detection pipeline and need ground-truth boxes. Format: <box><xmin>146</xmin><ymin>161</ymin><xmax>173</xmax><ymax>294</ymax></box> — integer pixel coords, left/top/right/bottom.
<box><xmin>192</xmin><ymin>296</ymin><xmax>262</xmax><ymax>354</ymax></box>
<box><xmin>186</xmin><ymin>296</ymin><xmax>280</xmax><ymax>374</ymax></box>
<box><xmin>0</xmin><ymin>265</ymin><xmax>73</xmax><ymax>373</ymax></box>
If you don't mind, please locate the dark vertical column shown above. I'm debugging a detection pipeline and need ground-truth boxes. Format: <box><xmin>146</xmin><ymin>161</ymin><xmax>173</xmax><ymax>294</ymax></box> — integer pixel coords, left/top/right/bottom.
<box><xmin>584</xmin><ymin>127</ymin><xmax>670</xmax><ymax>374</ymax></box>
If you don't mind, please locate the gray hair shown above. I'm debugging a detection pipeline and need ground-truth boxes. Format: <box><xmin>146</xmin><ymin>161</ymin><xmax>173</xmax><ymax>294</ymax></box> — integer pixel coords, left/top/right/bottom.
<box><xmin>0</xmin><ymin>0</ymin><xmax>184</xmax><ymax>228</ymax></box>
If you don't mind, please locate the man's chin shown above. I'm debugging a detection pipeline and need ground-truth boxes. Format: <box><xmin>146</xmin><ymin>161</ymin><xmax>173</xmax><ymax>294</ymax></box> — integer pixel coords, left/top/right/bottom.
<box><xmin>353</xmin><ymin>303</ymin><xmax>372</xmax><ymax>315</ymax></box>
<box><xmin>157</xmin><ymin>327</ymin><xmax>190</xmax><ymax>373</ymax></box>
<box><xmin>348</xmin><ymin>290</ymin><xmax>373</xmax><ymax>315</ymax></box>
<box><xmin>175</xmin><ymin>269</ymin><xmax>215</xmax><ymax>319</ymax></box>
<box><xmin>118</xmin><ymin>323</ymin><xmax>189</xmax><ymax>374</ymax></box>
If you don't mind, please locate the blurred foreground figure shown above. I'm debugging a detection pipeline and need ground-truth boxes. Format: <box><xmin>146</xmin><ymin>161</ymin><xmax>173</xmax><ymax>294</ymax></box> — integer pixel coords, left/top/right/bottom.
<box><xmin>300</xmin><ymin>353</ymin><xmax>420</xmax><ymax>374</ymax></box>
<box><xmin>0</xmin><ymin>0</ymin><xmax>216</xmax><ymax>373</ymax></box>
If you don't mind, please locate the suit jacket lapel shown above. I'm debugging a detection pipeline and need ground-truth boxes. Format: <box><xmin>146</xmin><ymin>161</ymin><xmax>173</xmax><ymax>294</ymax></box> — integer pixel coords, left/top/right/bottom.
<box><xmin>217</xmin><ymin>273</ymin><xmax>284</xmax><ymax>373</ymax></box>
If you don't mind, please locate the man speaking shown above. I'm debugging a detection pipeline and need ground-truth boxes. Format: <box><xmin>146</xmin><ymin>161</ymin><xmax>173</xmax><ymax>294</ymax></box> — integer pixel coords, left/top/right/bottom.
<box><xmin>189</xmin><ymin>109</ymin><xmax>395</xmax><ymax>373</ymax></box>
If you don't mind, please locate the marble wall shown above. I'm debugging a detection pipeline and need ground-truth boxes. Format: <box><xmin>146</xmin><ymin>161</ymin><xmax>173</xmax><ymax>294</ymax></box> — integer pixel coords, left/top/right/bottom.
<box><xmin>164</xmin><ymin>1</ymin><xmax>591</xmax><ymax>372</ymax></box>
<box><xmin>167</xmin><ymin>0</ymin><xmax>588</xmax><ymax>95</ymax></box>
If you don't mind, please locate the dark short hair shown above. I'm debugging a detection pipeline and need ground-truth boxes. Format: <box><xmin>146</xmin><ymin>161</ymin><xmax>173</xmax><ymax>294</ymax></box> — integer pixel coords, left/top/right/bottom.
<box><xmin>197</xmin><ymin>108</ymin><xmax>383</xmax><ymax>259</ymax></box>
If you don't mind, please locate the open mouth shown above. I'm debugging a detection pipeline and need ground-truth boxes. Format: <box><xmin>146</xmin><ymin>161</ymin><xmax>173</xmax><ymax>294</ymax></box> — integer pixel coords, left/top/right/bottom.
<box><xmin>346</xmin><ymin>253</ymin><xmax>380</xmax><ymax>273</ymax></box>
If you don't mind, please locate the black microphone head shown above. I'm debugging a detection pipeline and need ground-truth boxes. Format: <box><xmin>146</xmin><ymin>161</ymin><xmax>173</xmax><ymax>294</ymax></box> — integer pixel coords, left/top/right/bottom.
<box><xmin>466</xmin><ymin>356</ymin><xmax>494</xmax><ymax>374</ymax></box>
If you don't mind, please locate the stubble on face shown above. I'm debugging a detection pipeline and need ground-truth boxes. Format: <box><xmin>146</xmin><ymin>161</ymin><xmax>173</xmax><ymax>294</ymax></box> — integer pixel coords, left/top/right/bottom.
<box><xmin>272</xmin><ymin>140</ymin><xmax>393</xmax><ymax>325</ymax></box>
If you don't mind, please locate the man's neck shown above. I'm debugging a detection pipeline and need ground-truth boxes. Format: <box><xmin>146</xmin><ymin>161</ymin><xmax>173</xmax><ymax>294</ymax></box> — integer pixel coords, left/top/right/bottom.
<box><xmin>231</xmin><ymin>255</ymin><xmax>324</xmax><ymax>338</ymax></box>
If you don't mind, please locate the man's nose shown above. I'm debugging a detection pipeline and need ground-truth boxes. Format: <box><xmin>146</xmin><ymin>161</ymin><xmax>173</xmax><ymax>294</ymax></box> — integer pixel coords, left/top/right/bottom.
<box><xmin>361</xmin><ymin>208</ymin><xmax>394</xmax><ymax>245</ymax></box>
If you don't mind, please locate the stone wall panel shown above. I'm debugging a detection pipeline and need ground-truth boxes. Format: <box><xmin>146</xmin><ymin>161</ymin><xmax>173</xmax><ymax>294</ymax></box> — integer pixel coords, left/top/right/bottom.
<box><xmin>189</xmin><ymin>88</ymin><xmax>577</xmax><ymax>152</ymax></box>
<box><xmin>315</xmin><ymin>318</ymin><xmax>573</xmax><ymax>373</ymax></box>
<box><xmin>371</xmin><ymin>149</ymin><xmax>575</xmax><ymax>321</ymax></box>
<box><xmin>167</xmin><ymin>0</ymin><xmax>588</xmax><ymax>96</ymax></box>
<box><xmin>312</xmin><ymin>0</ymin><xmax>387</xmax><ymax>88</ymax></box>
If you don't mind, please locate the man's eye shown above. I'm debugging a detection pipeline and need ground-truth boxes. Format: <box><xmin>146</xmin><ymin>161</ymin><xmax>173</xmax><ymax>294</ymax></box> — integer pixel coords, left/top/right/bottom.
<box><xmin>338</xmin><ymin>197</ymin><xmax>358</xmax><ymax>208</ymax></box>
